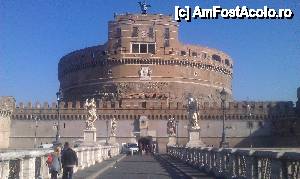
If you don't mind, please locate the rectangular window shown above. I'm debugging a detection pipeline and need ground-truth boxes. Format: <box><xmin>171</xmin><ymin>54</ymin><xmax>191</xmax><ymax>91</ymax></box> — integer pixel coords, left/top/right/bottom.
<box><xmin>181</xmin><ymin>51</ymin><xmax>186</xmax><ymax>56</ymax></box>
<box><xmin>140</xmin><ymin>44</ymin><xmax>147</xmax><ymax>53</ymax></box>
<box><xmin>115</xmin><ymin>27</ymin><xmax>121</xmax><ymax>37</ymax></box>
<box><xmin>164</xmin><ymin>39</ymin><xmax>170</xmax><ymax>47</ymax></box>
<box><xmin>148</xmin><ymin>44</ymin><xmax>155</xmax><ymax>54</ymax></box>
<box><xmin>131</xmin><ymin>43</ymin><xmax>155</xmax><ymax>54</ymax></box>
<box><xmin>132</xmin><ymin>27</ymin><xmax>138</xmax><ymax>37</ymax></box>
<box><xmin>148</xmin><ymin>27</ymin><xmax>154</xmax><ymax>38</ymax></box>
<box><xmin>164</xmin><ymin>28</ymin><xmax>170</xmax><ymax>39</ymax></box>
<box><xmin>192</xmin><ymin>52</ymin><xmax>197</xmax><ymax>57</ymax></box>
<box><xmin>142</xmin><ymin>101</ymin><xmax>146</xmax><ymax>108</ymax></box>
<box><xmin>132</xmin><ymin>44</ymin><xmax>139</xmax><ymax>53</ymax></box>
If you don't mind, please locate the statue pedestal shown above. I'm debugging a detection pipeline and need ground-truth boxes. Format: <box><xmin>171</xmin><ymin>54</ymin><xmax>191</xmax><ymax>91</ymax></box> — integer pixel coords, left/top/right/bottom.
<box><xmin>186</xmin><ymin>128</ymin><xmax>205</xmax><ymax>148</ymax></box>
<box><xmin>167</xmin><ymin>136</ymin><xmax>177</xmax><ymax>146</ymax></box>
<box><xmin>108</xmin><ymin>135</ymin><xmax>117</xmax><ymax>145</ymax></box>
<box><xmin>84</xmin><ymin>128</ymin><xmax>97</xmax><ymax>143</ymax></box>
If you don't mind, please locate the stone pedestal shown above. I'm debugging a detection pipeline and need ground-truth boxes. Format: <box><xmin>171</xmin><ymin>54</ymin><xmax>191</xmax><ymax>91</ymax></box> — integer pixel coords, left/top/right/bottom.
<box><xmin>167</xmin><ymin>136</ymin><xmax>177</xmax><ymax>146</ymax></box>
<box><xmin>83</xmin><ymin>129</ymin><xmax>97</xmax><ymax>143</ymax></box>
<box><xmin>186</xmin><ymin>128</ymin><xmax>205</xmax><ymax>148</ymax></box>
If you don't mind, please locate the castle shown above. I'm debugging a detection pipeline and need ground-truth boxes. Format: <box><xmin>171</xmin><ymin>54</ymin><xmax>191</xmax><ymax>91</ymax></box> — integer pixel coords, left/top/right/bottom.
<box><xmin>1</xmin><ymin>8</ymin><xmax>299</xmax><ymax>152</ymax></box>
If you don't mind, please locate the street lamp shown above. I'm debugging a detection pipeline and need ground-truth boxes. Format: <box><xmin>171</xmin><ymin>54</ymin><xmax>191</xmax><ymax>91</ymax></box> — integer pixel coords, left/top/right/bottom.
<box><xmin>247</xmin><ymin>103</ymin><xmax>253</xmax><ymax>148</ymax></box>
<box><xmin>106</xmin><ymin>119</ymin><xmax>109</xmax><ymax>145</ymax></box>
<box><xmin>34</xmin><ymin>115</ymin><xmax>40</xmax><ymax>148</ymax></box>
<box><xmin>175</xmin><ymin>119</ymin><xmax>179</xmax><ymax>146</ymax></box>
<box><xmin>219</xmin><ymin>88</ymin><xmax>229</xmax><ymax>148</ymax></box>
<box><xmin>54</xmin><ymin>89</ymin><xmax>63</xmax><ymax>146</ymax></box>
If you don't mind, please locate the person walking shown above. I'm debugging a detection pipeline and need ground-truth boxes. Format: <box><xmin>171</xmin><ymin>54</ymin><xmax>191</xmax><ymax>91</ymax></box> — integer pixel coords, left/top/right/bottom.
<box><xmin>48</xmin><ymin>146</ymin><xmax>62</xmax><ymax>179</ymax></box>
<box><xmin>61</xmin><ymin>142</ymin><xmax>78</xmax><ymax>179</ymax></box>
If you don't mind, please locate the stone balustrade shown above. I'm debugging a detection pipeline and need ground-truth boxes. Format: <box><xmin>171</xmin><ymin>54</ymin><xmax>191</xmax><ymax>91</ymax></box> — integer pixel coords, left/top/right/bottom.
<box><xmin>0</xmin><ymin>145</ymin><xmax>119</xmax><ymax>179</ymax></box>
<box><xmin>167</xmin><ymin>146</ymin><xmax>300</xmax><ymax>179</ymax></box>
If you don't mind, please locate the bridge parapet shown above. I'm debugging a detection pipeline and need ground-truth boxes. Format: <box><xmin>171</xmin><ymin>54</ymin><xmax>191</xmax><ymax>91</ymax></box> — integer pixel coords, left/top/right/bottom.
<box><xmin>0</xmin><ymin>145</ymin><xmax>119</xmax><ymax>179</ymax></box>
<box><xmin>167</xmin><ymin>146</ymin><xmax>300</xmax><ymax>179</ymax></box>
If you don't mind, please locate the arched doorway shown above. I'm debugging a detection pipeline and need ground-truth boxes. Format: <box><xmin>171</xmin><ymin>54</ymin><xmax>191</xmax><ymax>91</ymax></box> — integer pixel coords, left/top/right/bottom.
<box><xmin>138</xmin><ymin>136</ymin><xmax>155</xmax><ymax>153</ymax></box>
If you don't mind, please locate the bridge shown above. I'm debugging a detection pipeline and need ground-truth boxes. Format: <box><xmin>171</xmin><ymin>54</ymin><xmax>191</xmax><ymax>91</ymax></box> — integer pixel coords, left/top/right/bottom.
<box><xmin>1</xmin><ymin>145</ymin><xmax>300</xmax><ymax>179</ymax></box>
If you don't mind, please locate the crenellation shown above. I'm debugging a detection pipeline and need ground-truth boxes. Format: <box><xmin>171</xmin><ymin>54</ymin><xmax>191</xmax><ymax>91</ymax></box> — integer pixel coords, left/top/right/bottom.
<box><xmin>76</xmin><ymin>101</ymin><xmax>81</xmax><ymax>108</ymax></box>
<box><xmin>43</xmin><ymin>102</ymin><xmax>49</xmax><ymax>109</ymax></box>
<box><xmin>67</xmin><ymin>101</ymin><xmax>72</xmax><ymax>109</ymax></box>
<box><xmin>51</xmin><ymin>102</ymin><xmax>56</xmax><ymax>109</ymax></box>
<box><xmin>26</xmin><ymin>102</ymin><xmax>32</xmax><ymax>109</ymax></box>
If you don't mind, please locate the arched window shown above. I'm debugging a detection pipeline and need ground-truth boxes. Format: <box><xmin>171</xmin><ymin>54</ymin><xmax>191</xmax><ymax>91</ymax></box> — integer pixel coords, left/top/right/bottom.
<box><xmin>212</xmin><ymin>54</ymin><xmax>221</xmax><ymax>62</ymax></box>
<box><xmin>225</xmin><ymin>59</ymin><xmax>230</xmax><ymax>66</ymax></box>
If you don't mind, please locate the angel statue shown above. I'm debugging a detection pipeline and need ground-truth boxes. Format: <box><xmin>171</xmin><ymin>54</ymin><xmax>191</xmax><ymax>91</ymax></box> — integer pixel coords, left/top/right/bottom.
<box><xmin>167</xmin><ymin>118</ymin><xmax>176</xmax><ymax>136</ymax></box>
<box><xmin>84</xmin><ymin>98</ymin><xmax>97</xmax><ymax>130</ymax></box>
<box><xmin>138</xmin><ymin>1</ymin><xmax>151</xmax><ymax>14</ymax></box>
<box><xmin>187</xmin><ymin>94</ymin><xmax>200</xmax><ymax>130</ymax></box>
<box><xmin>111</xmin><ymin>118</ymin><xmax>117</xmax><ymax>136</ymax></box>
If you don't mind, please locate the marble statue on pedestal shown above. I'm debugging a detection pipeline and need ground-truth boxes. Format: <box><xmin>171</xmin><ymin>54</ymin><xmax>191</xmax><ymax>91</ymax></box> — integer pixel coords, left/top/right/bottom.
<box><xmin>186</xmin><ymin>94</ymin><xmax>205</xmax><ymax>147</ymax></box>
<box><xmin>108</xmin><ymin>118</ymin><xmax>118</xmax><ymax>144</ymax></box>
<box><xmin>83</xmin><ymin>98</ymin><xmax>97</xmax><ymax>144</ymax></box>
<box><xmin>167</xmin><ymin>118</ymin><xmax>177</xmax><ymax>146</ymax></box>
<box><xmin>111</xmin><ymin>118</ymin><xmax>117</xmax><ymax>136</ymax></box>
<box><xmin>84</xmin><ymin>98</ymin><xmax>97</xmax><ymax>130</ymax></box>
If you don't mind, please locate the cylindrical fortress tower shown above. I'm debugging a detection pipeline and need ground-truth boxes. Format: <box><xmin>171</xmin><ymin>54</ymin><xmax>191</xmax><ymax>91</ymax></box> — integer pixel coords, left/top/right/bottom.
<box><xmin>58</xmin><ymin>13</ymin><xmax>233</xmax><ymax>102</ymax></box>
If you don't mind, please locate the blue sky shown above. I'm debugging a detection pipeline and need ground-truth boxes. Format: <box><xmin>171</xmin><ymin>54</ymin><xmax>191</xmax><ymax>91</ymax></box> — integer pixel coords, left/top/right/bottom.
<box><xmin>0</xmin><ymin>0</ymin><xmax>299</xmax><ymax>103</ymax></box>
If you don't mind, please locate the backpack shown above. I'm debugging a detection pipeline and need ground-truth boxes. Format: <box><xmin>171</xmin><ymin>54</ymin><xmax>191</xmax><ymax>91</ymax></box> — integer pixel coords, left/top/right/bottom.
<box><xmin>46</xmin><ymin>153</ymin><xmax>53</xmax><ymax>166</ymax></box>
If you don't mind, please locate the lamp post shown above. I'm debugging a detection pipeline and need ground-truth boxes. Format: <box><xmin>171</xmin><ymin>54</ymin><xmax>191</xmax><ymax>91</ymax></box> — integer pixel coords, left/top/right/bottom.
<box><xmin>175</xmin><ymin>119</ymin><xmax>179</xmax><ymax>146</ymax></box>
<box><xmin>219</xmin><ymin>88</ymin><xmax>229</xmax><ymax>148</ymax></box>
<box><xmin>106</xmin><ymin>119</ymin><xmax>109</xmax><ymax>145</ymax></box>
<box><xmin>34</xmin><ymin>104</ymin><xmax>41</xmax><ymax>148</ymax></box>
<box><xmin>34</xmin><ymin>115</ymin><xmax>39</xmax><ymax>148</ymax></box>
<box><xmin>54</xmin><ymin>89</ymin><xmax>63</xmax><ymax>146</ymax></box>
<box><xmin>247</xmin><ymin>103</ymin><xmax>253</xmax><ymax>148</ymax></box>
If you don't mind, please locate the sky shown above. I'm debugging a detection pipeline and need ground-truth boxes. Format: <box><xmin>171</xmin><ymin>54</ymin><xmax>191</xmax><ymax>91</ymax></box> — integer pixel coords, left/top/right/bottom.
<box><xmin>0</xmin><ymin>0</ymin><xmax>299</xmax><ymax>104</ymax></box>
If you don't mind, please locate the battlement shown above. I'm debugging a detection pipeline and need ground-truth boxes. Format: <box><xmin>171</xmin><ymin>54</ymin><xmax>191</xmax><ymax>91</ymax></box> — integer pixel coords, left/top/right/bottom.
<box><xmin>15</xmin><ymin>100</ymin><xmax>294</xmax><ymax>112</ymax></box>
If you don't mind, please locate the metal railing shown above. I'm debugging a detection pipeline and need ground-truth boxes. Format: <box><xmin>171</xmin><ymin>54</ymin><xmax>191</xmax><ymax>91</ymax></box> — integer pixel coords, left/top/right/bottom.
<box><xmin>167</xmin><ymin>146</ymin><xmax>300</xmax><ymax>179</ymax></box>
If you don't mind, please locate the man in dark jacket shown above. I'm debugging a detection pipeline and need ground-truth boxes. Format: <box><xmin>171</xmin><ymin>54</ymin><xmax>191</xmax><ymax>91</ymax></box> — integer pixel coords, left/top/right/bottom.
<box><xmin>61</xmin><ymin>142</ymin><xmax>78</xmax><ymax>179</ymax></box>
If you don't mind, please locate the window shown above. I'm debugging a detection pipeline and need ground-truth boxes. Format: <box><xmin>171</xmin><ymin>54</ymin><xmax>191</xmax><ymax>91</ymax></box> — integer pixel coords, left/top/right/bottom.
<box><xmin>148</xmin><ymin>44</ymin><xmax>155</xmax><ymax>54</ymax></box>
<box><xmin>115</xmin><ymin>27</ymin><xmax>121</xmax><ymax>37</ymax></box>
<box><xmin>140</xmin><ymin>44</ymin><xmax>147</xmax><ymax>53</ymax></box>
<box><xmin>148</xmin><ymin>27</ymin><xmax>154</xmax><ymax>38</ymax></box>
<box><xmin>164</xmin><ymin>39</ymin><xmax>170</xmax><ymax>47</ymax></box>
<box><xmin>181</xmin><ymin>51</ymin><xmax>186</xmax><ymax>56</ymax></box>
<box><xmin>131</xmin><ymin>43</ymin><xmax>156</xmax><ymax>54</ymax></box>
<box><xmin>202</xmin><ymin>52</ymin><xmax>207</xmax><ymax>59</ymax></box>
<box><xmin>115</xmin><ymin>39</ymin><xmax>121</xmax><ymax>48</ymax></box>
<box><xmin>212</xmin><ymin>54</ymin><xmax>221</xmax><ymax>62</ymax></box>
<box><xmin>132</xmin><ymin>44</ymin><xmax>139</xmax><ymax>53</ymax></box>
<box><xmin>142</xmin><ymin>101</ymin><xmax>146</xmax><ymax>108</ymax></box>
<box><xmin>225</xmin><ymin>59</ymin><xmax>230</xmax><ymax>66</ymax></box>
<box><xmin>132</xmin><ymin>27</ymin><xmax>138</xmax><ymax>37</ymax></box>
<box><xmin>164</xmin><ymin>28</ymin><xmax>170</xmax><ymax>39</ymax></box>
<box><xmin>192</xmin><ymin>52</ymin><xmax>197</xmax><ymax>57</ymax></box>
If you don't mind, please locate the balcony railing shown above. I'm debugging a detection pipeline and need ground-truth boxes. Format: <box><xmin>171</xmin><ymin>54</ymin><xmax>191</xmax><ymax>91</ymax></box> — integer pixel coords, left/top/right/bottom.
<box><xmin>167</xmin><ymin>146</ymin><xmax>300</xmax><ymax>179</ymax></box>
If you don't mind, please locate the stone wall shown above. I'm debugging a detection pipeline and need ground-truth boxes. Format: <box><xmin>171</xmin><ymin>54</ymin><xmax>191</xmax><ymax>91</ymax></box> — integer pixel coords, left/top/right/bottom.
<box><xmin>9</xmin><ymin>99</ymin><xmax>297</xmax><ymax>151</ymax></box>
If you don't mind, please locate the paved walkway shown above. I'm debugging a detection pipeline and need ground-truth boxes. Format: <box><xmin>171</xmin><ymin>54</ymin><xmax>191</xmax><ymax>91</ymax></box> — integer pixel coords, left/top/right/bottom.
<box><xmin>73</xmin><ymin>155</ymin><xmax>126</xmax><ymax>179</ymax></box>
<box><xmin>98</xmin><ymin>154</ymin><xmax>214</xmax><ymax>179</ymax></box>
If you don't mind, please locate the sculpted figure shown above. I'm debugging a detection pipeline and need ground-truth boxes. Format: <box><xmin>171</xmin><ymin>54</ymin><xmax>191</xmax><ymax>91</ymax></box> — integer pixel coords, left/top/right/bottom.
<box><xmin>167</xmin><ymin>118</ymin><xmax>176</xmax><ymax>136</ymax></box>
<box><xmin>84</xmin><ymin>98</ymin><xmax>97</xmax><ymax>130</ymax></box>
<box><xmin>187</xmin><ymin>94</ymin><xmax>200</xmax><ymax>129</ymax></box>
<box><xmin>111</xmin><ymin>118</ymin><xmax>117</xmax><ymax>136</ymax></box>
<box><xmin>138</xmin><ymin>1</ymin><xmax>151</xmax><ymax>14</ymax></box>
<box><xmin>191</xmin><ymin>112</ymin><xmax>200</xmax><ymax>129</ymax></box>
